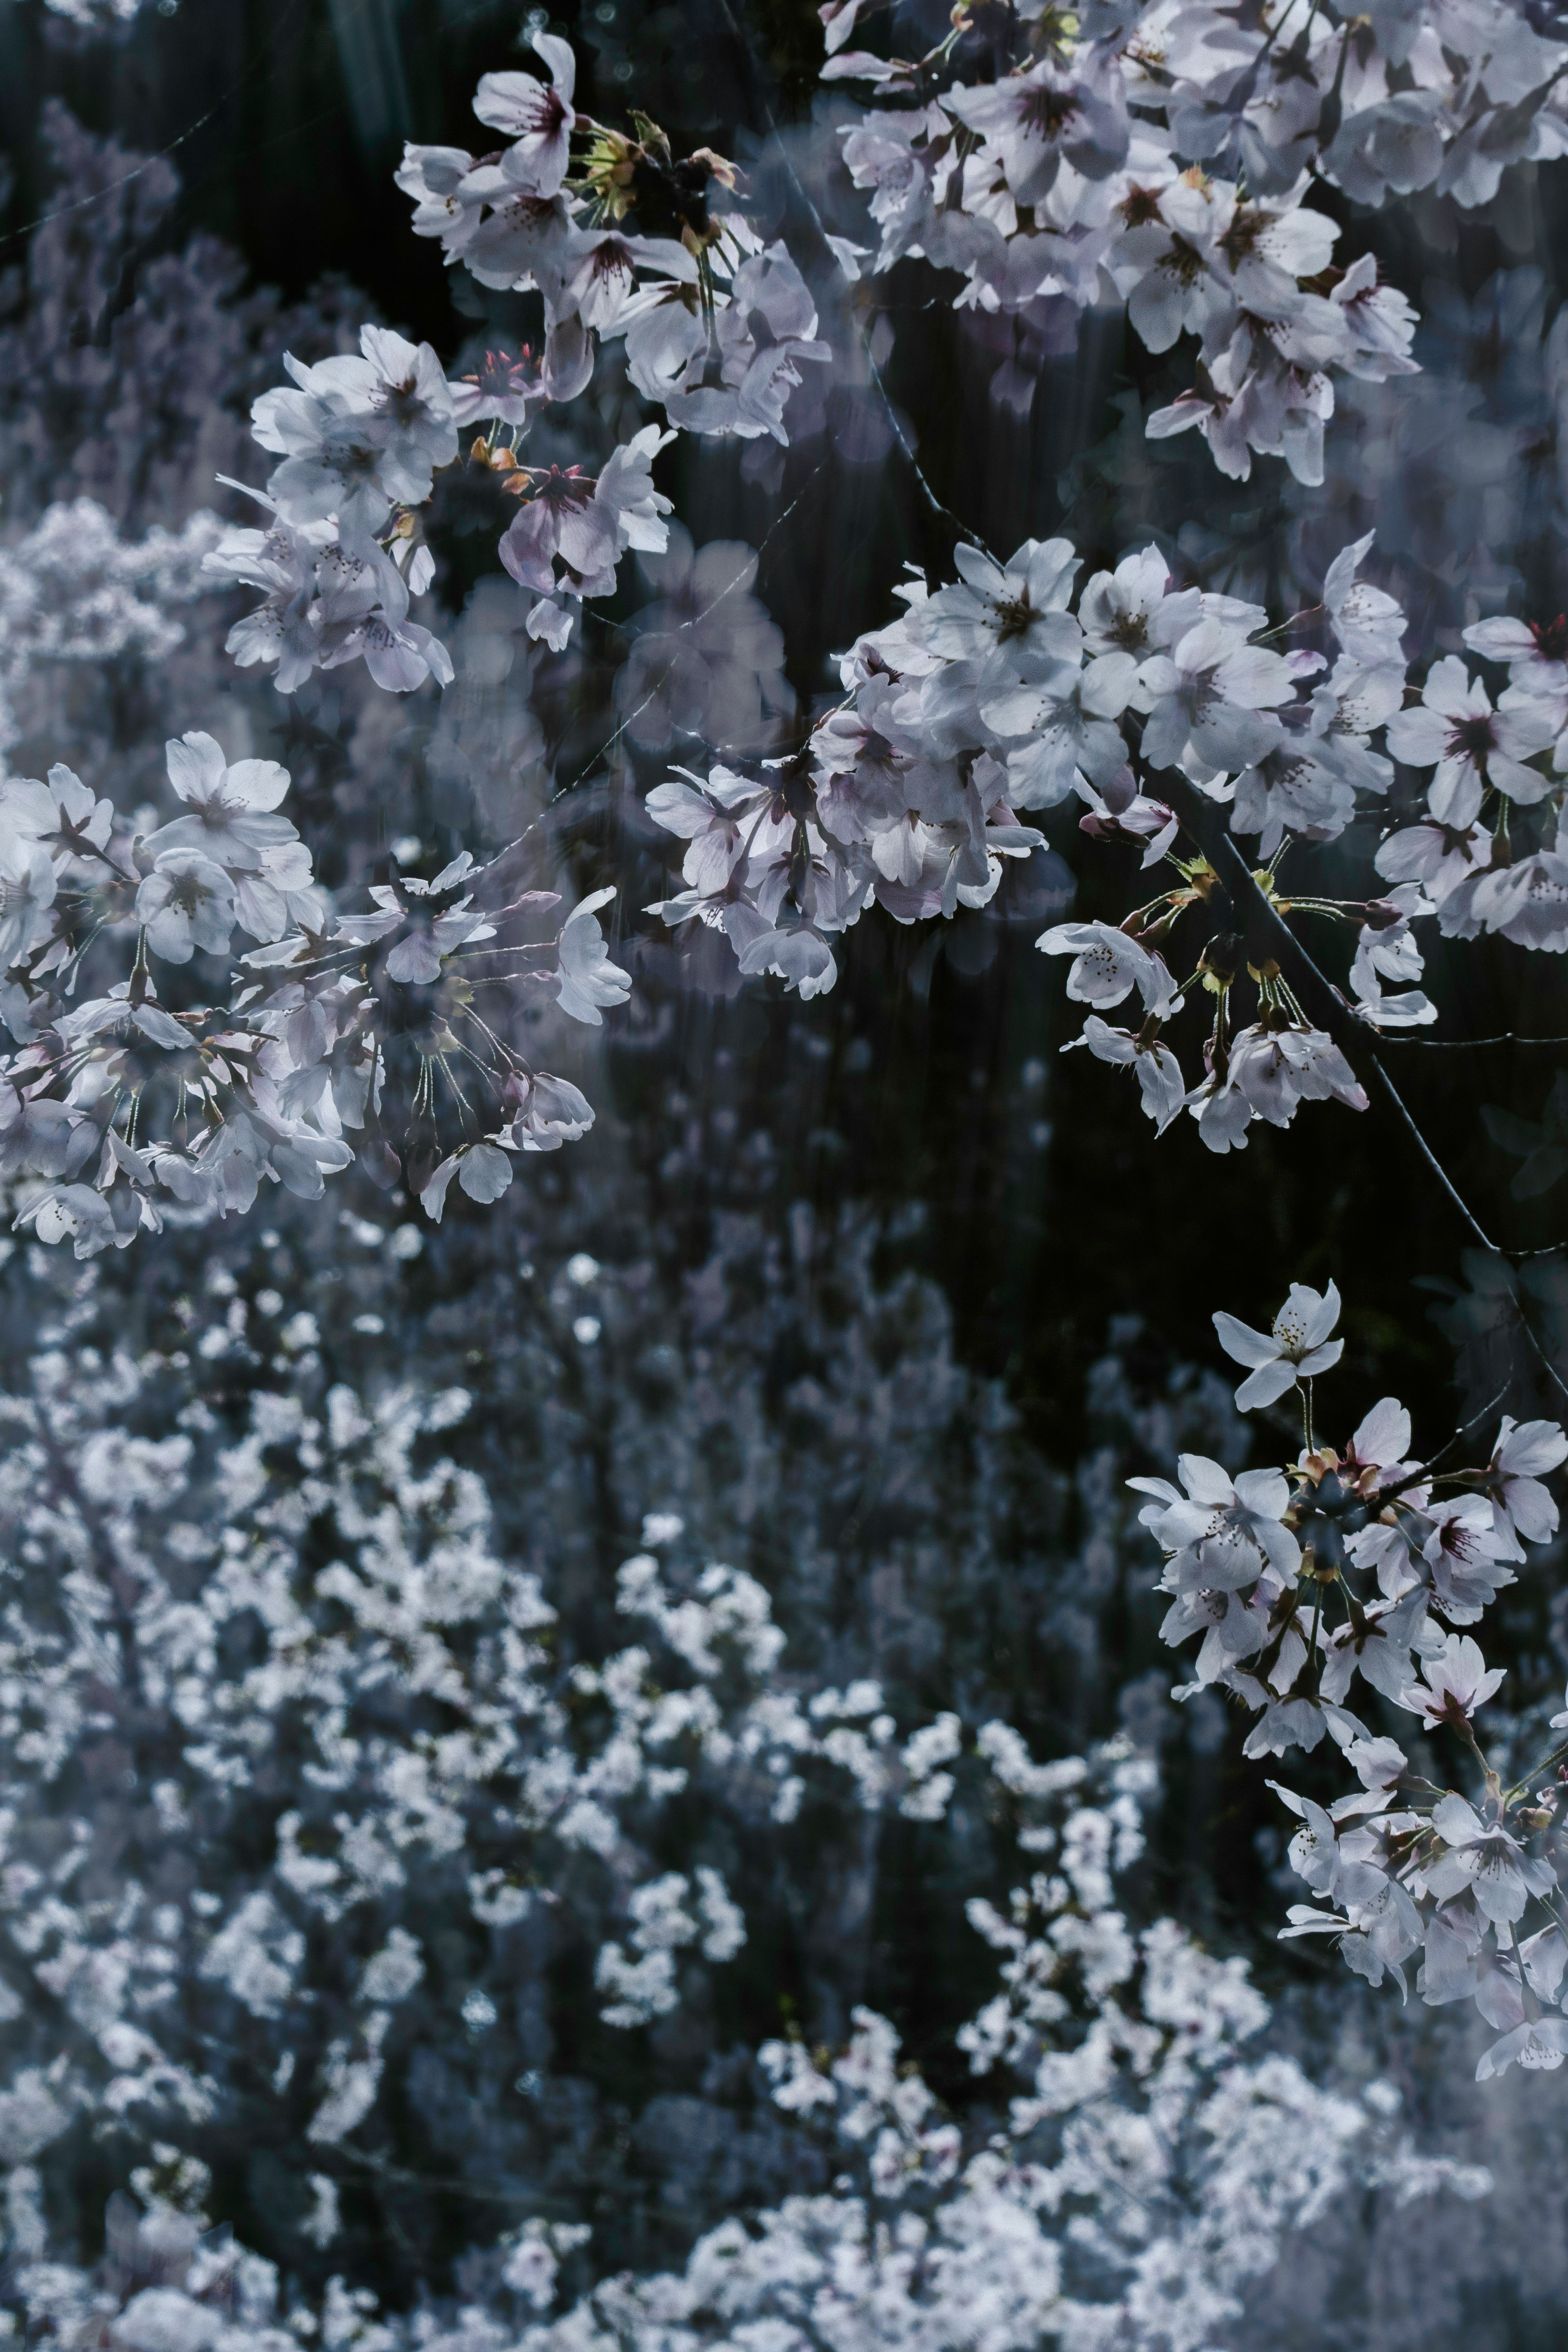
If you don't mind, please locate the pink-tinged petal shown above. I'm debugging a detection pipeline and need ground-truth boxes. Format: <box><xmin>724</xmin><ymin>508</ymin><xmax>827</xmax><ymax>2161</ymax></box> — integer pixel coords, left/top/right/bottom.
<box><xmin>1234</xmin><ymin>1359</ymin><xmax>1299</xmax><ymax>1409</ymax></box>
<box><xmin>419</xmin><ymin>1152</ymin><xmax>461</xmax><ymax>1222</ymax></box>
<box><xmin>1127</xmin><ymin>1476</ymin><xmax>1183</xmax><ymax>1506</ymax></box>
<box><xmin>474</xmin><ymin>68</ymin><xmax>548</xmax><ymax>133</ymax></box>
<box><xmin>1504</xmin><ymin>1477</ymin><xmax>1558</xmax><ymax>1544</ymax></box>
<box><xmin>1212</xmin><ymin>1311</ymin><xmax>1279</xmax><ymax>1368</ymax></box>
<box><xmin>1496</xmin><ymin>1417</ymin><xmax>1568</xmax><ymax>1476</ymax></box>
<box><xmin>1298</xmin><ymin>1278</ymin><xmax>1341</xmax><ymax>1347</ymax></box>
<box><xmin>1385</xmin><ymin>707</ymin><xmax>1449</xmax><ymax>766</ymax></box>
<box><xmin>457</xmin><ymin>1141</ymin><xmax>514</xmax><ymax>1203</ymax></box>
<box><xmin>165</xmin><ymin>731</ymin><xmax>228</xmax><ymax>806</ymax></box>
<box><xmin>1157</xmin><ymin>1501</ymin><xmax>1218</xmax><ymax>1546</ymax></box>
<box><xmin>530</xmin><ymin>31</ymin><xmax>577</xmax><ymax>98</ymax></box>
<box><xmin>223</xmin><ymin>759</ymin><xmax>292</xmax><ymax>812</ymax></box>
<box><xmin>1463</xmin><ymin>618</ymin><xmax>1536</xmax><ymax>662</ymax></box>
<box><xmin>1432</xmin><ymin>1791</ymin><xmax>1485</xmax><ymax>1843</ymax></box>
<box><xmin>1234</xmin><ymin>1466</ymin><xmax>1292</xmax><ymax>1518</ymax></box>
<box><xmin>1216</xmin><ymin>645</ymin><xmax>1296</xmax><ymax>708</ymax></box>
<box><xmin>1487</xmin><ymin>754</ymin><xmax>1552</xmax><ymax>804</ymax></box>
<box><xmin>497</xmin><ymin>503</ymin><xmax>559</xmax><ymax>594</ymax></box>
<box><xmin>1421</xmin><ymin>655</ymin><xmax>1487</xmax><ymax>720</ymax></box>
<box><xmin>1494</xmin><ymin>704</ymin><xmax>1556</xmax><ymax>758</ymax></box>
<box><xmin>1352</xmin><ymin>1396</ymin><xmax>1411</xmax><ymax>1466</ymax></box>
<box><xmin>1176</xmin><ymin>1453</ymin><xmax>1236</xmax><ymax>1506</ymax></box>
<box><xmin>1427</xmin><ymin>760</ymin><xmax>1483</xmax><ymax>827</ymax></box>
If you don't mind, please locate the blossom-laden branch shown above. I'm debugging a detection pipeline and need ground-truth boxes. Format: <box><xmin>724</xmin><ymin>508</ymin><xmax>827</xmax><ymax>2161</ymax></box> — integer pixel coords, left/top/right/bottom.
<box><xmin>0</xmin><ymin>732</ymin><xmax>629</xmax><ymax>1254</ymax></box>
<box><xmin>206</xmin><ymin>34</ymin><xmax>829</xmax><ymax>686</ymax></box>
<box><xmin>822</xmin><ymin>0</ymin><xmax>1568</xmax><ymax>486</ymax></box>
<box><xmin>645</xmin><ymin>527</ymin><xmax>1568</xmax><ymax>1162</ymax></box>
<box><xmin>1135</xmin><ymin>1275</ymin><xmax>1568</xmax><ymax>2081</ymax></box>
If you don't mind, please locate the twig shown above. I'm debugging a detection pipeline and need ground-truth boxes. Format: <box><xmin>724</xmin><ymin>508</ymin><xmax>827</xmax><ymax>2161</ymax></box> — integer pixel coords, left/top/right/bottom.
<box><xmin>1158</xmin><ymin>769</ymin><xmax>1504</xmax><ymax>1254</ymax></box>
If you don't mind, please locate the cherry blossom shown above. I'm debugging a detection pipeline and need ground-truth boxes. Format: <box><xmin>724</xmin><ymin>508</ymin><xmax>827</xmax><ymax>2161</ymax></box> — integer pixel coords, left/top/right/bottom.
<box><xmin>1400</xmin><ymin>1633</ymin><xmax>1508</xmax><ymax>1730</ymax></box>
<box><xmin>1213</xmin><ymin>1280</ymin><xmax>1344</xmax><ymax>1410</ymax></box>
<box><xmin>472</xmin><ymin>31</ymin><xmax>578</xmax><ymax>198</ymax></box>
<box><xmin>1386</xmin><ymin>657</ymin><xmax>1554</xmax><ymax>823</ymax></box>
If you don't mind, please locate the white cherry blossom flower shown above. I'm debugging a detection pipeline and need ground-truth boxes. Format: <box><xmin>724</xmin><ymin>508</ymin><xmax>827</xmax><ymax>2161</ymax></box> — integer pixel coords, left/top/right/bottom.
<box><xmin>143</xmin><ymin>733</ymin><xmax>296</xmax><ymax>873</ymax></box>
<box><xmin>1423</xmin><ymin>1793</ymin><xmax>1556</xmax><ymax>1926</ymax></box>
<box><xmin>136</xmin><ymin>851</ymin><xmax>237</xmax><ymax>964</ymax></box>
<box><xmin>1160</xmin><ymin>1581</ymin><xmax>1267</xmax><ymax>1681</ymax></box>
<box><xmin>986</xmin><ymin>653</ymin><xmax>1137</xmax><ymax>806</ymax></box>
<box><xmin>654</xmin><ymin>247</ymin><xmax>830</xmax><ymax>444</ymax></box>
<box><xmin>1319</xmin><ymin>1588</ymin><xmax>1435</xmax><ymax>1707</ymax></box>
<box><xmin>1471</xmin><ymin>840</ymin><xmax>1568</xmax><ymax>949</ymax></box>
<box><xmin>1130</xmin><ymin>1453</ymin><xmax>1300</xmax><ymax>1594</ymax></box>
<box><xmin>0</xmin><ymin>838</ymin><xmax>58</xmax><ymax>970</ymax></box>
<box><xmin>501</xmin><ymin>1071</ymin><xmax>595</xmax><ymax>1151</ymax></box>
<box><xmin>1323</xmin><ymin>532</ymin><xmax>1408</xmax><ymax>666</ymax></box>
<box><xmin>563</xmin><ymin>232</ymin><xmax>694</xmax><ymax>334</ymax></box>
<box><xmin>472</xmin><ymin>31</ymin><xmax>577</xmax><ymax>197</ymax></box>
<box><xmin>947</xmin><ymin>56</ymin><xmax>1129</xmax><ymax>203</ymax></box>
<box><xmin>1078</xmin><ymin>546</ymin><xmax>1188</xmax><ymax>661</ymax></box>
<box><xmin>1065</xmin><ymin>1016</ymin><xmax>1186</xmax><ymax>1132</ymax></box>
<box><xmin>555</xmin><ymin>888</ymin><xmax>632</xmax><ymax>1025</ymax></box>
<box><xmin>1484</xmin><ymin>1415</ymin><xmax>1568</xmax><ymax>1555</ymax></box>
<box><xmin>1463</xmin><ymin>610</ymin><xmax>1568</xmax><ymax>713</ymax></box>
<box><xmin>1218</xmin><ymin>1024</ymin><xmax>1370</xmax><ymax>1131</ymax></box>
<box><xmin>1385</xmin><ymin>657</ymin><xmax>1553</xmax><ymax>823</ymax></box>
<box><xmin>915</xmin><ymin>537</ymin><xmax>1082</xmax><ymax>675</ymax></box>
<box><xmin>1137</xmin><ymin>619</ymin><xmax>1295</xmax><ymax>780</ymax></box>
<box><xmin>1111</xmin><ymin>174</ymin><xmax>1240</xmax><ymax>354</ymax></box>
<box><xmin>499</xmin><ymin>465</ymin><xmax>619</xmax><ymax>597</ymax></box>
<box><xmin>1420</xmin><ymin>1495</ymin><xmax>1517</xmax><ymax>1624</ymax></box>
<box><xmin>1037</xmin><ymin>920</ymin><xmax>1181</xmax><ymax>1016</ymax></box>
<box><xmin>1212</xmin><ymin>1280</ymin><xmax>1343</xmax><ymax>1410</ymax></box>
<box><xmin>461</xmin><ymin>188</ymin><xmax>578</xmax><ymax>296</ymax></box>
<box><xmin>1399</xmin><ymin>1633</ymin><xmax>1505</xmax><ymax>1730</ymax></box>
<box><xmin>1476</xmin><ymin>2018</ymin><xmax>1568</xmax><ymax>2079</ymax></box>
<box><xmin>1374</xmin><ymin>813</ymin><xmax>1495</xmax><ymax>908</ymax></box>
<box><xmin>394</xmin><ymin>140</ymin><xmax>486</xmax><ymax>259</ymax></box>
<box><xmin>446</xmin><ymin>345</ymin><xmax>548</xmax><ymax>429</ymax></box>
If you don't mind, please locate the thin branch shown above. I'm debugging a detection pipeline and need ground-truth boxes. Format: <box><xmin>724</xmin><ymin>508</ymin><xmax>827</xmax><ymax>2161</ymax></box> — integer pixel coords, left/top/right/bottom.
<box><xmin>1421</xmin><ymin>1378</ymin><xmax>1514</xmax><ymax>1474</ymax></box>
<box><xmin>476</xmin><ymin>459</ymin><xmax>831</xmax><ymax>884</ymax></box>
<box><xmin>1381</xmin><ymin>1033</ymin><xmax>1568</xmax><ymax>1049</ymax></box>
<box><xmin>1365</xmin><ymin>1057</ymin><xmax>1497</xmax><ymax>1254</ymax></box>
<box><xmin>1157</xmin><ymin>769</ymin><xmax>1503</xmax><ymax>1255</ymax></box>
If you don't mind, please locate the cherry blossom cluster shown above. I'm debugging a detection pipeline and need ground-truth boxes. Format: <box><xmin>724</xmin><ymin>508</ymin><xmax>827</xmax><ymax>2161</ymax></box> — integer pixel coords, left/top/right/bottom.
<box><xmin>648</xmin><ymin>526</ymin><xmax>1568</xmax><ymax>1152</ymax></box>
<box><xmin>398</xmin><ymin>32</ymin><xmax>828</xmax><ymax>444</ymax></box>
<box><xmin>527</xmin><ymin>1733</ymin><xmax>1486</xmax><ymax>2352</ymax></box>
<box><xmin>209</xmin><ymin>33</ymin><xmax>830</xmax><ymax>684</ymax></box>
<box><xmin>203</xmin><ymin>321</ymin><xmax>673</xmax><ymax>681</ymax></box>
<box><xmin>0</xmin><ymin>732</ymin><xmax>626</xmax><ymax>1255</ymax></box>
<box><xmin>0</xmin><ymin>1341</ymin><xmax>972</xmax><ymax>2166</ymax></box>
<box><xmin>0</xmin><ymin>1574</ymin><xmax>1486</xmax><ymax>2352</ymax></box>
<box><xmin>824</xmin><ymin>0</ymin><xmax>1568</xmax><ymax>483</ymax></box>
<box><xmin>0</xmin><ymin>500</ymin><xmax>223</xmax><ymax>760</ymax></box>
<box><xmin>1135</xmin><ymin>1276</ymin><xmax>1568</xmax><ymax>2080</ymax></box>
